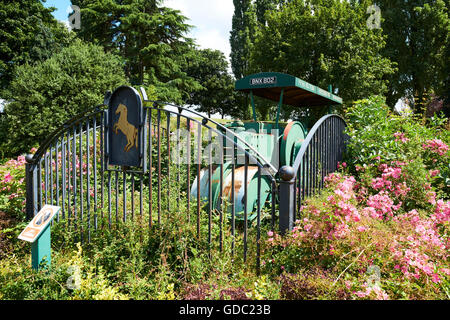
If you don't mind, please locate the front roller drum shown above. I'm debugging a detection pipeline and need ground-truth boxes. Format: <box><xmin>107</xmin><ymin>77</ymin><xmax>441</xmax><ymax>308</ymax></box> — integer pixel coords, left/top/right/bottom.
<box><xmin>190</xmin><ymin>164</ymin><xmax>272</xmax><ymax>222</ymax></box>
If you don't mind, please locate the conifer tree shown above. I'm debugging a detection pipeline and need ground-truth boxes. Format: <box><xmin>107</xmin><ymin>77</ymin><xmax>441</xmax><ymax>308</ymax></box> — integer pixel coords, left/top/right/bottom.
<box><xmin>71</xmin><ymin>0</ymin><xmax>200</xmax><ymax>104</ymax></box>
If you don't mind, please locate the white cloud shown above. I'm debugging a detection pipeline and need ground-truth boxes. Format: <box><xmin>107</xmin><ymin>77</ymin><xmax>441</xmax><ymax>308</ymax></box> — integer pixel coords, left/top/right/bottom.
<box><xmin>164</xmin><ymin>0</ymin><xmax>234</xmax><ymax>61</ymax></box>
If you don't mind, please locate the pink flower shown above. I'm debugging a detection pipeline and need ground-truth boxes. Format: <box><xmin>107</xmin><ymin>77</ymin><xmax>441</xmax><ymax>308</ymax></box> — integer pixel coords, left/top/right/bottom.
<box><xmin>423</xmin><ymin>139</ymin><xmax>449</xmax><ymax>156</ymax></box>
<box><xmin>394</xmin><ymin>132</ymin><xmax>410</xmax><ymax>143</ymax></box>
<box><xmin>429</xmin><ymin>169</ymin><xmax>440</xmax><ymax>177</ymax></box>
<box><xmin>357</xmin><ymin>226</ymin><xmax>367</xmax><ymax>232</ymax></box>
<box><xmin>3</xmin><ymin>173</ymin><xmax>12</xmax><ymax>183</ymax></box>
<box><xmin>431</xmin><ymin>273</ymin><xmax>440</xmax><ymax>283</ymax></box>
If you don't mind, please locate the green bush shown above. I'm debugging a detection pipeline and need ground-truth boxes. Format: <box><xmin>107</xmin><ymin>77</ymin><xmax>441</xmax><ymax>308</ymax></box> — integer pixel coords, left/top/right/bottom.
<box><xmin>344</xmin><ymin>96</ymin><xmax>450</xmax><ymax>200</ymax></box>
<box><xmin>1</xmin><ymin>39</ymin><xmax>128</xmax><ymax>157</ymax></box>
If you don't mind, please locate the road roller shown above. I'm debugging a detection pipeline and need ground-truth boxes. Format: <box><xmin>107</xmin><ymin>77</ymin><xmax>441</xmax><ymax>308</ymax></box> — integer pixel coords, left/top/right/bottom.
<box><xmin>190</xmin><ymin>72</ymin><xmax>343</xmax><ymax>221</ymax></box>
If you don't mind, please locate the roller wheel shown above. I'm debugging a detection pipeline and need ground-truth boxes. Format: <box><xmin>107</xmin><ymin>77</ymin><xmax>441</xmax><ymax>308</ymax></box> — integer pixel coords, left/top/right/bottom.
<box><xmin>280</xmin><ymin>121</ymin><xmax>307</xmax><ymax>167</ymax></box>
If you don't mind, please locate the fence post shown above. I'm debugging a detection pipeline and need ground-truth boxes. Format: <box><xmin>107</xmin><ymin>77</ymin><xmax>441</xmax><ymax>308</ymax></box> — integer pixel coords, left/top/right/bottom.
<box><xmin>278</xmin><ymin>165</ymin><xmax>295</xmax><ymax>235</ymax></box>
<box><xmin>25</xmin><ymin>154</ymin><xmax>38</xmax><ymax>220</ymax></box>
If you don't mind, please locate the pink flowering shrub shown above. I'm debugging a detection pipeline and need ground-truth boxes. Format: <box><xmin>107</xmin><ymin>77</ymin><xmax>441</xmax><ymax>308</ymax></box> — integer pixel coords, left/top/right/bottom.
<box><xmin>266</xmin><ymin>98</ymin><xmax>448</xmax><ymax>299</ymax></box>
<box><xmin>262</xmin><ymin>172</ymin><xmax>449</xmax><ymax>300</ymax></box>
<box><xmin>0</xmin><ymin>153</ymin><xmax>28</xmax><ymax>219</ymax></box>
<box><xmin>262</xmin><ymin>97</ymin><xmax>449</xmax><ymax>299</ymax></box>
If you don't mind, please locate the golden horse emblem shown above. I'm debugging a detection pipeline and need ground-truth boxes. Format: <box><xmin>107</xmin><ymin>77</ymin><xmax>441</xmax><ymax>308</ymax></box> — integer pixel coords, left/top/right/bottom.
<box><xmin>113</xmin><ymin>103</ymin><xmax>138</xmax><ymax>152</ymax></box>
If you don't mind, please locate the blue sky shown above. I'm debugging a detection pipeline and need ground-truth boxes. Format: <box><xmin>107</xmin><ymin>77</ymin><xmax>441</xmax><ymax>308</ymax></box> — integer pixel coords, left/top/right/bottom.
<box><xmin>43</xmin><ymin>0</ymin><xmax>233</xmax><ymax>61</ymax></box>
<box><xmin>43</xmin><ymin>0</ymin><xmax>71</xmax><ymax>21</ymax></box>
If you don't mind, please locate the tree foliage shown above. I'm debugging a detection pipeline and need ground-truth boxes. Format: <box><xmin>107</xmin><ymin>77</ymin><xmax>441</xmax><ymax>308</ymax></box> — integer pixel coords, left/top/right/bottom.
<box><xmin>185</xmin><ymin>49</ymin><xmax>238</xmax><ymax>118</ymax></box>
<box><xmin>374</xmin><ymin>0</ymin><xmax>449</xmax><ymax>112</ymax></box>
<box><xmin>230</xmin><ymin>0</ymin><xmax>258</xmax><ymax>80</ymax></box>
<box><xmin>1</xmin><ymin>40</ymin><xmax>127</xmax><ymax>156</ymax></box>
<box><xmin>71</xmin><ymin>0</ymin><xmax>201</xmax><ymax>104</ymax></box>
<box><xmin>249</xmin><ymin>0</ymin><xmax>396</xmax><ymax>109</ymax></box>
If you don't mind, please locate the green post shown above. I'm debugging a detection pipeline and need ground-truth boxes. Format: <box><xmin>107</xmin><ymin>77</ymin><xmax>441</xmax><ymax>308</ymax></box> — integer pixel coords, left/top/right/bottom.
<box><xmin>328</xmin><ymin>85</ymin><xmax>335</xmax><ymax>114</ymax></box>
<box><xmin>18</xmin><ymin>205</ymin><xmax>59</xmax><ymax>271</ymax></box>
<box><xmin>31</xmin><ymin>224</ymin><xmax>52</xmax><ymax>270</ymax></box>
<box><xmin>275</xmin><ymin>88</ymin><xmax>284</xmax><ymax>130</ymax></box>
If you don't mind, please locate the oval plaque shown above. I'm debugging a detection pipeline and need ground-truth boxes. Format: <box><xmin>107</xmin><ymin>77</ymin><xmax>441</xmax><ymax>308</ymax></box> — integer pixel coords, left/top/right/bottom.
<box><xmin>108</xmin><ymin>86</ymin><xmax>143</xmax><ymax>167</ymax></box>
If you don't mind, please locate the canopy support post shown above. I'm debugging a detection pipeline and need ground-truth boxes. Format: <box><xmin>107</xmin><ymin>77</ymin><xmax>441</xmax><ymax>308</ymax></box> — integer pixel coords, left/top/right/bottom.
<box><xmin>275</xmin><ymin>88</ymin><xmax>284</xmax><ymax>129</ymax></box>
<box><xmin>250</xmin><ymin>90</ymin><xmax>257</xmax><ymax>122</ymax></box>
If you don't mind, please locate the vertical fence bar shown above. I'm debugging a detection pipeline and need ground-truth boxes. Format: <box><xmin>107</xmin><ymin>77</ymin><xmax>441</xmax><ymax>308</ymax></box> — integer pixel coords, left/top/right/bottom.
<box><xmin>44</xmin><ymin>150</ymin><xmax>49</xmax><ymax>205</ymax></box>
<box><xmin>231</xmin><ymin>143</ymin><xmax>236</xmax><ymax>256</ymax></box>
<box><xmin>50</xmin><ymin>144</ymin><xmax>53</xmax><ymax>205</ymax></box>
<box><xmin>186</xmin><ymin>118</ymin><xmax>191</xmax><ymax>222</ymax></box>
<box><xmin>157</xmin><ymin>110</ymin><xmax>161</xmax><ymax>225</ymax></box>
<box><xmin>196</xmin><ymin>122</ymin><xmax>202</xmax><ymax>239</ymax></box>
<box><xmin>312</xmin><ymin>135</ymin><xmax>316</xmax><ymax>195</ymax></box>
<box><xmin>115</xmin><ymin>170</ymin><xmax>119</xmax><ymax>225</ymax></box>
<box><xmin>131</xmin><ymin>173</ymin><xmax>135</xmax><ymax>221</ymax></box>
<box><xmin>208</xmin><ymin>130</ymin><xmax>212</xmax><ymax>254</ymax></box>
<box><xmin>148</xmin><ymin>108</ymin><xmax>153</xmax><ymax>228</ymax></box>
<box><xmin>79</xmin><ymin>122</ymin><xmax>84</xmax><ymax>242</ymax></box>
<box><xmin>55</xmin><ymin>140</ymin><xmax>60</xmax><ymax>221</ymax></box>
<box><xmin>93</xmin><ymin>115</ymin><xmax>98</xmax><ymax>230</ymax></box>
<box><xmin>256</xmin><ymin>165</ymin><xmax>262</xmax><ymax>274</ymax></box>
<box><xmin>61</xmin><ymin>134</ymin><xmax>66</xmax><ymax>221</ymax></box>
<box><xmin>271</xmin><ymin>180</ymin><xmax>276</xmax><ymax>232</ymax></box>
<box><xmin>166</xmin><ymin>112</ymin><xmax>171</xmax><ymax>213</ymax></box>
<box><xmin>67</xmin><ymin>131</ymin><xmax>71</xmax><ymax>224</ymax></box>
<box><xmin>243</xmin><ymin>153</ymin><xmax>248</xmax><ymax>262</ymax></box>
<box><xmin>108</xmin><ymin>170</ymin><xmax>112</xmax><ymax>230</ymax></box>
<box><xmin>72</xmin><ymin>125</ymin><xmax>77</xmax><ymax>229</ymax></box>
<box><xmin>219</xmin><ymin>142</ymin><xmax>224</xmax><ymax>252</ymax></box>
<box><xmin>140</xmin><ymin>173</ymin><xmax>143</xmax><ymax>224</ymax></box>
<box><xmin>86</xmin><ymin>119</ymin><xmax>91</xmax><ymax>242</ymax></box>
<box><xmin>100</xmin><ymin>111</ymin><xmax>105</xmax><ymax>225</ymax></box>
<box><xmin>299</xmin><ymin>154</ymin><xmax>307</xmax><ymax>202</ymax></box>
<box><xmin>38</xmin><ymin>159</ymin><xmax>43</xmax><ymax>211</ymax></box>
<box><xmin>320</xmin><ymin>125</ymin><xmax>324</xmax><ymax>189</ymax></box>
<box><xmin>122</xmin><ymin>170</ymin><xmax>126</xmax><ymax>223</ymax></box>
<box><xmin>55</xmin><ymin>141</ymin><xmax>59</xmax><ymax>214</ymax></box>
<box><xmin>176</xmin><ymin>114</ymin><xmax>181</xmax><ymax>210</ymax></box>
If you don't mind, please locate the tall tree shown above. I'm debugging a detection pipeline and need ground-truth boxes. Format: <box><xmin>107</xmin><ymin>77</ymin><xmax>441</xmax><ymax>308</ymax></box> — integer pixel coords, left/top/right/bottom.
<box><xmin>374</xmin><ymin>0</ymin><xmax>449</xmax><ymax>112</ymax></box>
<box><xmin>249</xmin><ymin>0</ymin><xmax>395</xmax><ymax>112</ymax></box>
<box><xmin>185</xmin><ymin>49</ymin><xmax>237</xmax><ymax>118</ymax></box>
<box><xmin>71</xmin><ymin>0</ymin><xmax>201</xmax><ymax>104</ymax></box>
<box><xmin>230</xmin><ymin>0</ymin><xmax>258</xmax><ymax>80</ymax></box>
<box><xmin>255</xmin><ymin>0</ymin><xmax>276</xmax><ymax>25</ymax></box>
<box><xmin>0</xmin><ymin>0</ymin><xmax>70</xmax><ymax>94</ymax></box>
<box><xmin>1</xmin><ymin>40</ymin><xmax>127</xmax><ymax>156</ymax></box>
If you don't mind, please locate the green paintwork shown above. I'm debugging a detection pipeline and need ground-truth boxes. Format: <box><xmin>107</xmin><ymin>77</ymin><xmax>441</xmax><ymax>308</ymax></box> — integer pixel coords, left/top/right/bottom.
<box><xmin>239</xmin><ymin>173</ymin><xmax>272</xmax><ymax>222</ymax></box>
<box><xmin>250</xmin><ymin>91</ymin><xmax>257</xmax><ymax>122</ymax></box>
<box><xmin>197</xmin><ymin>72</ymin><xmax>341</xmax><ymax>222</ymax></box>
<box><xmin>275</xmin><ymin>88</ymin><xmax>284</xmax><ymax>129</ymax></box>
<box><xmin>31</xmin><ymin>224</ymin><xmax>51</xmax><ymax>270</ymax></box>
<box><xmin>280</xmin><ymin>121</ymin><xmax>307</xmax><ymax>167</ymax></box>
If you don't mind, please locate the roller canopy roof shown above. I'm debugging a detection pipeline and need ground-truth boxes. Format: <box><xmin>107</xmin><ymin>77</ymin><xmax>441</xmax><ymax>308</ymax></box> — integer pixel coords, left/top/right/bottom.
<box><xmin>235</xmin><ymin>72</ymin><xmax>342</xmax><ymax>107</ymax></box>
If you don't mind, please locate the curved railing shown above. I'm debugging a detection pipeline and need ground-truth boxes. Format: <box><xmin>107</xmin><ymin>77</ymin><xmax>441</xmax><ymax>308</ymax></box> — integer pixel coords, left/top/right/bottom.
<box><xmin>27</xmin><ymin>105</ymin><xmax>106</xmax><ymax>165</ymax></box>
<box><xmin>25</xmin><ymin>97</ymin><xmax>279</xmax><ymax>269</ymax></box>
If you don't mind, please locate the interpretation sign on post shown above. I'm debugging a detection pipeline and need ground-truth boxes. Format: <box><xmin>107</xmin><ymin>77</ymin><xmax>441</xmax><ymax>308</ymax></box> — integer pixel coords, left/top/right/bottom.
<box><xmin>18</xmin><ymin>205</ymin><xmax>60</xmax><ymax>270</ymax></box>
